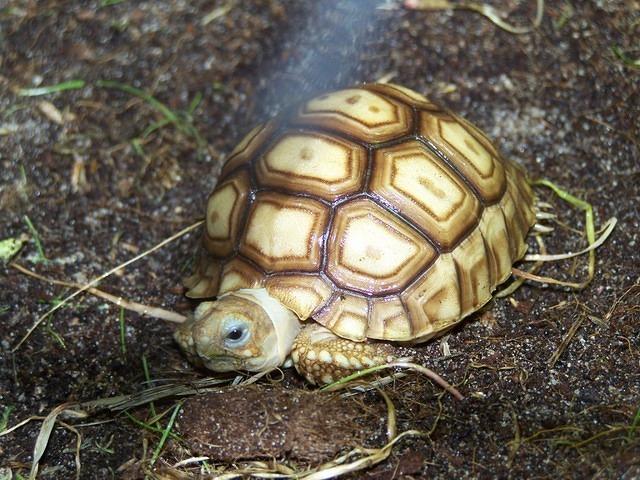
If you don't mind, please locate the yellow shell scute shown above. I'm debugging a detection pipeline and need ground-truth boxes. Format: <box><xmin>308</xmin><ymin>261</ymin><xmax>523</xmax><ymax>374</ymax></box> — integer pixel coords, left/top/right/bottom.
<box><xmin>442</xmin><ymin>121</ymin><xmax>494</xmax><ymax>176</ymax></box>
<box><xmin>240</xmin><ymin>192</ymin><xmax>328</xmax><ymax>272</ymax></box>
<box><xmin>264</xmin><ymin>274</ymin><xmax>333</xmax><ymax>319</ymax></box>
<box><xmin>203</xmin><ymin>171</ymin><xmax>250</xmax><ymax>257</ymax></box>
<box><xmin>218</xmin><ymin>258</ymin><xmax>263</xmax><ymax>295</ymax></box>
<box><xmin>314</xmin><ymin>294</ymin><xmax>368</xmax><ymax>341</ymax></box>
<box><xmin>498</xmin><ymin>184</ymin><xmax>530</xmax><ymax>260</ymax></box>
<box><xmin>401</xmin><ymin>254</ymin><xmax>461</xmax><ymax>341</ymax></box>
<box><xmin>295</xmin><ymin>88</ymin><xmax>412</xmax><ymax>142</ymax></box>
<box><xmin>450</xmin><ymin>228</ymin><xmax>492</xmax><ymax>317</ymax></box>
<box><xmin>220</xmin><ymin>120</ymin><xmax>277</xmax><ymax>178</ymax></box>
<box><xmin>326</xmin><ymin>198</ymin><xmax>436</xmax><ymax>295</ymax></box>
<box><xmin>364</xmin><ymin>83</ymin><xmax>438</xmax><ymax>110</ymax></box>
<box><xmin>371</xmin><ymin>141</ymin><xmax>482</xmax><ymax>249</ymax></box>
<box><xmin>478</xmin><ymin>204</ymin><xmax>513</xmax><ymax>286</ymax></box>
<box><xmin>256</xmin><ymin>133</ymin><xmax>366</xmax><ymax>200</ymax></box>
<box><xmin>206</xmin><ymin>184</ymin><xmax>236</xmax><ymax>239</ymax></box>
<box><xmin>367</xmin><ymin>296</ymin><xmax>413</xmax><ymax>341</ymax></box>
<box><xmin>420</xmin><ymin>111</ymin><xmax>506</xmax><ymax>203</ymax></box>
<box><xmin>184</xmin><ymin>253</ymin><xmax>221</xmax><ymax>299</ymax></box>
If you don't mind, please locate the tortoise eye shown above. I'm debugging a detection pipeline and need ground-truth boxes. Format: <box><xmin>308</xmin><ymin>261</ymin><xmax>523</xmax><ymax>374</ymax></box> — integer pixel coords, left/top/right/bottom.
<box><xmin>223</xmin><ymin>321</ymin><xmax>250</xmax><ymax>347</ymax></box>
<box><xmin>226</xmin><ymin>327</ymin><xmax>244</xmax><ymax>341</ymax></box>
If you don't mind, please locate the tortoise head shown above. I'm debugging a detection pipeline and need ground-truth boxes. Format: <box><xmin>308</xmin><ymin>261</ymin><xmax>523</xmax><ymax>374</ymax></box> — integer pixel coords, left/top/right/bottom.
<box><xmin>174</xmin><ymin>288</ymin><xmax>301</xmax><ymax>373</ymax></box>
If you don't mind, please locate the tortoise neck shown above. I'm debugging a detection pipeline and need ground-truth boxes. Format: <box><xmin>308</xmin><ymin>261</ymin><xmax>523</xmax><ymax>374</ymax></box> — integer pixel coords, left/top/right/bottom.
<box><xmin>223</xmin><ymin>288</ymin><xmax>301</xmax><ymax>368</ymax></box>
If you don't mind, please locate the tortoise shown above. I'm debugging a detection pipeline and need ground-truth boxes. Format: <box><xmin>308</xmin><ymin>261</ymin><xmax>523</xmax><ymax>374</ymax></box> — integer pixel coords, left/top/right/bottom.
<box><xmin>174</xmin><ymin>83</ymin><xmax>536</xmax><ymax>384</ymax></box>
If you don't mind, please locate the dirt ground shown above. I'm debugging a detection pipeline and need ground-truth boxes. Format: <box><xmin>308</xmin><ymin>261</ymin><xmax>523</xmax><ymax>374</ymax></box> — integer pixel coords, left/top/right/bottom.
<box><xmin>1</xmin><ymin>1</ymin><xmax>638</xmax><ymax>478</ymax></box>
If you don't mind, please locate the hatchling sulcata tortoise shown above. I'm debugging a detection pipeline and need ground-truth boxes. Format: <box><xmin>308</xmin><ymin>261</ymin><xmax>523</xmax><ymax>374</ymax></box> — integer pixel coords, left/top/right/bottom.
<box><xmin>174</xmin><ymin>83</ymin><xmax>536</xmax><ymax>385</ymax></box>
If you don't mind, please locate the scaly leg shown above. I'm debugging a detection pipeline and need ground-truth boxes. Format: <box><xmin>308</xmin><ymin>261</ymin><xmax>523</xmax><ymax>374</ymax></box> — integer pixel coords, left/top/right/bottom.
<box><xmin>291</xmin><ymin>324</ymin><xmax>396</xmax><ymax>385</ymax></box>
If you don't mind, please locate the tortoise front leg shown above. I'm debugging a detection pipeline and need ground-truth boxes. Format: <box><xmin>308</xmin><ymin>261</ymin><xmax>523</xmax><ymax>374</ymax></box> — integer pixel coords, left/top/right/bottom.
<box><xmin>291</xmin><ymin>324</ymin><xmax>396</xmax><ymax>385</ymax></box>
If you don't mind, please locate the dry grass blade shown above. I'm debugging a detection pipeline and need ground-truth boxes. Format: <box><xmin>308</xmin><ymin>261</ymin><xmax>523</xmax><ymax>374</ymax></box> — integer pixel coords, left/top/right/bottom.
<box><xmin>58</xmin><ymin>420</ymin><xmax>82</xmax><ymax>480</ymax></box>
<box><xmin>507</xmin><ymin>408</ymin><xmax>521</xmax><ymax>468</ymax></box>
<box><xmin>512</xmin><ymin>267</ymin><xmax>590</xmax><ymax>290</ymax></box>
<box><xmin>77</xmin><ymin>377</ymin><xmax>234</xmax><ymax>413</ymax></box>
<box><xmin>10</xmin><ymin>262</ymin><xmax>186</xmax><ymax>323</ymax></box>
<box><xmin>533</xmin><ymin>224</ymin><xmax>554</xmax><ymax>233</ymax></box>
<box><xmin>28</xmin><ymin>403</ymin><xmax>86</xmax><ymax>480</ymax></box>
<box><xmin>4</xmin><ymin>379</ymin><xmax>235</xmax><ymax>479</ymax></box>
<box><xmin>496</xmin><ymin>234</ymin><xmax>546</xmax><ymax>297</ymax></box>
<box><xmin>0</xmin><ymin>415</ymin><xmax>46</xmax><ymax>437</ymax></box>
<box><xmin>532</xmin><ymin>179</ymin><xmax>599</xmax><ymax>283</ymax></box>
<box><xmin>239</xmin><ymin>369</ymin><xmax>277</xmax><ymax>385</ymax></box>
<box><xmin>339</xmin><ymin>372</ymin><xmax>409</xmax><ymax>396</ymax></box>
<box><xmin>201</xmin><ymin>0</ymin><xmax>235</xmax><ymax>25</ymax></box>
<box><xmin>506</xmin><ymin>180</ymin><xmax>616</xmax><ymax>292</ymax></box>
<box><xmin>29</xmin><ymin>407</ymin><xmax>60</xmax><ymax>479</ymax></box>
<box><xmin>523</xmin><ymin>217</ymin><xmax>617</xmax><ymax>262</ymax></box>
<box><xmin>12</xmin><ymin>220</ymin><xmax>203</xmax><ymax>351</ymax></box>
<box><xmin>301</xmin><ymin>430</ymin><xmax>426</xmax><ymax>480</ymax></box>
<box><xmin>378</xmin><ymin>389</ymin><xmax>397</xmax><ymax>441</ymax></box>
<box><xmin>405</xmin><ymin>0</ymin><xmax>544</xmax><ymax>34</ymax></box>
<box><xmin>172</xmin><ymin>456</ymin><xmax>210</xmax><ymax>468</ymax></box>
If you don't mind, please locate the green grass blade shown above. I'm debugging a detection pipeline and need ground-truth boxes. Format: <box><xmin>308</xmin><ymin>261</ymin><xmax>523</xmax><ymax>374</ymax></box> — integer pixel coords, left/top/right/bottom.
<box><xmin>18</xmin><ymin>80</ymin><xmax>85</xmax><ymax>97</ymax></box>
<box><xmin>612</xmin><ymin>46</ymin><xmax>640</xmax><ymax>68</ymax></box>
<box><xmin>119</xmin><ymin>307</ymin><xmax>126</xmax><ymax>355</ymax></box>
<box><xmin>23</xmin><ymin>215</ymin><xmax>47</xmax><ymax>262</ymax></box>
<box><xmin>150</xmin><ymin>402</ymin><xmax>182</xmax><ymax>466</ymax></box>
<box><xmin>95</xmin><ymin>80</ymin><xmax>179</xmax><ymax>126</ymax></box>
<box><xmin>141</xmin><ymin>354</ymin><xmax>158</xmax><ymax>425</ymax></box>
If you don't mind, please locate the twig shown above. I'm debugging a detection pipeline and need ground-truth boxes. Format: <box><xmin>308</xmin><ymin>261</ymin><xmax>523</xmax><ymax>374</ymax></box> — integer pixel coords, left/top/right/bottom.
<box><xmin>322</xmin><ymin>360</ymin><xmax>464</xmax><ymax>400</ymax></box>
<box><xmin>547</xmin><ymin>315</ymin><xmax>584</xmax><ymax>368</ymax></box>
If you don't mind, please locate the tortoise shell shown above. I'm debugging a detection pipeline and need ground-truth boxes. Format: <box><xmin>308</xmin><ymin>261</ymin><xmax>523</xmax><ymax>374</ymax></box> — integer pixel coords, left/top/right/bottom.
<box><xmin>185</xmin><ymin>83</ymin><xmax>536</xmax><ymax>343</ymax></box>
